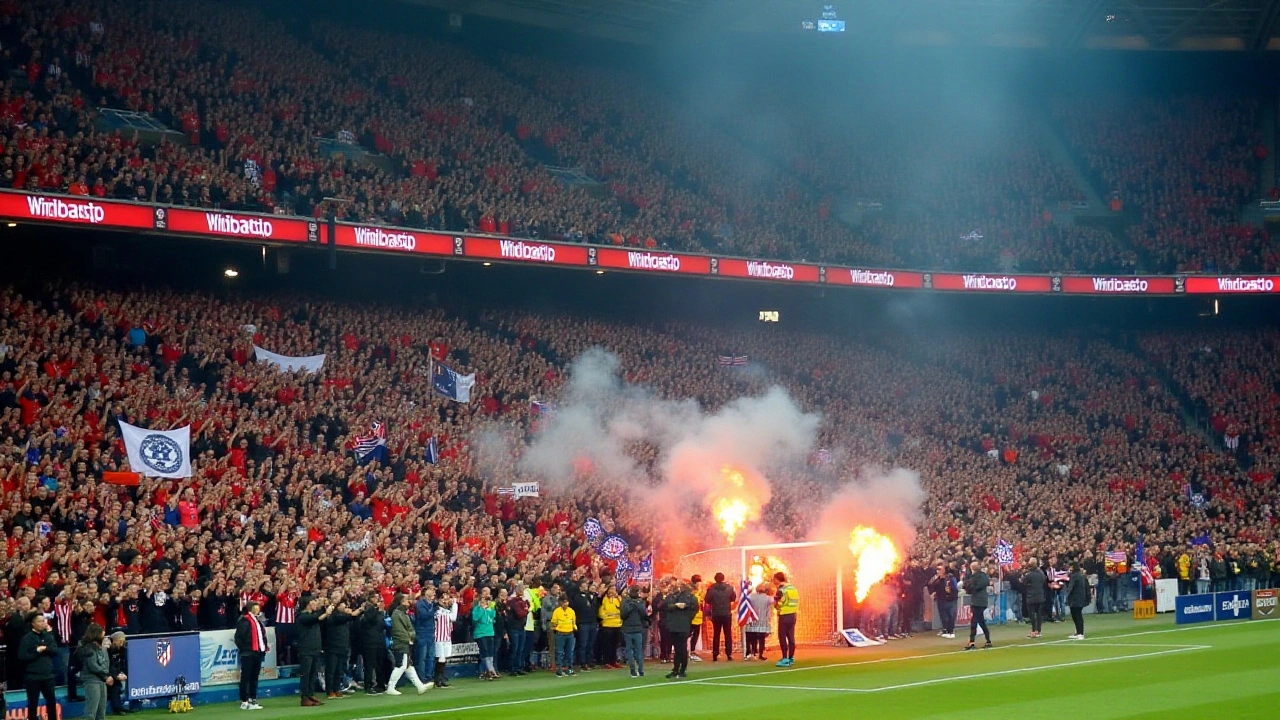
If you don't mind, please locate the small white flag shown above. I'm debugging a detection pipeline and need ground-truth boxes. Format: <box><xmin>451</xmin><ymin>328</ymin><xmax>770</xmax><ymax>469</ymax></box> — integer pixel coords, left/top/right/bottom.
<box><xmin>120</xmin><ymin>422</ymin><xmax>192</xmax><ymax>478</ymax></box>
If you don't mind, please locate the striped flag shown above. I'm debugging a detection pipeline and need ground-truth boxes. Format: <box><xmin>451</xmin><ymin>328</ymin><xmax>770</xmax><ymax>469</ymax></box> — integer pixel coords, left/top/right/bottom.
<box><xmin>352</xmin><ymin>420</ymin><xmax>386</xmax><ymax>462</ymax></box>
<box><xmin>1136</xmin><ymin>537</ymin><xmax>1154</xmax><ymax>587</ymax></box>
<box><xmin>717</xmin><ymin>355</ymin><xmax>748</xmax><ymax>366</ymax></box>
<box><xmin>1104</xmin><ymin>549</ymin><xmax>1128</xmax><ymax>574</ymax></box>
<box><xmin>995</xmin><ymin>539</ymin><xmax>1015</xmax><ymax>567</ymax></box>
<box><xmin>737</xmin><ymin>579</ymin><xmax>757</xmax><ymax>626</ymax></box>
<box><xmin>1052</xmin><ymin>570</ymin><xmax>1071</xmax><ymax>583</ymax></box>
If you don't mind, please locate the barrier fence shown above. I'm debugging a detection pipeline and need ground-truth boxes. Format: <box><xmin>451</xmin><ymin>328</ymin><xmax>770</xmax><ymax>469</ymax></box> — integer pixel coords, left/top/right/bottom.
<box><xmin>3</xmin><ymin>189</ymin><xmax>1279</xmax><ymax>296</ymax></box>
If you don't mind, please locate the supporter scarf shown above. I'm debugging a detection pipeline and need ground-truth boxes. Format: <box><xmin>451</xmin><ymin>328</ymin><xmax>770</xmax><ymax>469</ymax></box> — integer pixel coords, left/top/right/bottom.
<box><xmin>245</xmin><ymin>612</ymin><xmax>268</xmax><ymax>653</ymax></box>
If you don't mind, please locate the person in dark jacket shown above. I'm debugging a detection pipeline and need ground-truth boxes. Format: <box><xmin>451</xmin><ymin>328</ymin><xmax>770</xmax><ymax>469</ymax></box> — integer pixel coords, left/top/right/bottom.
<box><xmin>321</xmin><ymin>591</ymin><xmax>358</xmax><ymax>700</ymax></box>
<box><xmin>1022</xmin><ymin>558</ymin><xmax>1048</xmax><ymax>639</ymax></box>
<box><xmin>233</xmin><ymin>601</ymin><xmax>269</xmax><ymax>710</ymax></box>
<box><xmin>567</xmin><ymin>579</ymin><xmax>600</xmax><ymax>671</ymax></box>
<box><xmin>703</xmin><ymin>573</ymin><xmax>736</xmax><ymax>661</ymax></box>
<box><xmin>620</xmin><ymin>587</ymin><xmax>649</xmax><ymax>678</ymax></box>
<box><xmin>661</xmin><ymin>582</ymin><xmax>697</xmax><ymax>680</ymax></box>
<box><xmin>412</xmin><ymin>587</ymin><xmax>438</xmax><ymax>684</ymax></box>
<box><xmin>106</xmin><ymin>632</ymin><xmax>132</xmax><ymax>715</ymax></box>
<box><xmin>1065</xmin><ymin>562</ymin><xmax>1092</xmax><ymax>639</ymax></box>
<box><xmin>78</xmin><ymin>623</ymin><xmax>111</xmax><ymax>720</ymax></box>
<box><xmin>296</xmin><ymin>595</ymin><xmax>331</xmax><ymax>707</ymax></box>
<box><xmin>927</xmin><ymin>562</ymin><xmax>959</xmax><ymax>639</ymax></box>
<box><xmin>5</xmin><ymin>597</ymin><xmax>32</xmax><ymax>689</ymax></box>
<box><xmin>386</xmin><ymin>593</ymin><xmax>429</xmax><ymax>694</ymax></box>
<box><xmin>358</xmin><ymin>593</ymin><xmax>388</xmax><ymax>695</ymax></box>
<box><xmin>19</xmin><ymin>613</ymin><xmax>59</xmax><ymax>720</ymax></box>
<box><xmin>962</xmin><ymin>562</ymin><xmax>992</xmax><ymax>650</ymax></box>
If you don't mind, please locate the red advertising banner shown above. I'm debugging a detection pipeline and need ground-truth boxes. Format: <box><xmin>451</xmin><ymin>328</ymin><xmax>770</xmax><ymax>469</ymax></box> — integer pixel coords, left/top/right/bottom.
<box><xmin>825</xmin><ymin>267</ymin><xmax>926</xmax><ymax>289</ymax></box>
<box><xmin>466</xmin><ymin>237</ymin><xmax>590</xmax><ymax>266</ymax></box>
<box><xmin>159</xmin><ymin>208</ymin><xmax>318</xmax><ymax>243</ymax></box>
<box><xmin>0</xmin><ymin>192</ymin><xmax>152</xmax><ymax>229</ymax></box>
<box><xmin>1184</xmin><ymin>276</ymin><xmax>1280</xmax><ymax>294</ymax></box>
<box><xmin>715</xmin><ymin>258</ymin><xmax>821</xmax><ymax>283</ymax></box>
<box><xmin>1060</xmin><ymin>276</ymin><xmax>1177</xmax><ymax>294</ymax></box>
<box><xmin>593</xmin><ymin>248</ymin><xmax>711</xmax><ymax>275</ymax></box>
<box><xmin>334</xmin><ymin>224</ymin><xmax>454</xmax><ymax>255</ymax></box>
<box><xmin>930</xmin><ymin>273</ymin><xmax>1053</xmax><ymax>293</ymax></box>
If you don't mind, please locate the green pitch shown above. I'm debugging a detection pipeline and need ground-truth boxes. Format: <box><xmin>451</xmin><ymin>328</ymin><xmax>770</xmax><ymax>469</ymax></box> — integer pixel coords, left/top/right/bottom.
<box><xmin>183</xmin><ymin>616</ymin><xmax>1279</xmax><ymax>719</ymax></box>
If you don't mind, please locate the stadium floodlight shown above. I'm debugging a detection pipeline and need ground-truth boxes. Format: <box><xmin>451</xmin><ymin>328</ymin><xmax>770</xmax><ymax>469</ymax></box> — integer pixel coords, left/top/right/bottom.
<box><xmin>223</xmin><ymin>268</ymin><xmax>239</xmax><ymax>278</ymax></box>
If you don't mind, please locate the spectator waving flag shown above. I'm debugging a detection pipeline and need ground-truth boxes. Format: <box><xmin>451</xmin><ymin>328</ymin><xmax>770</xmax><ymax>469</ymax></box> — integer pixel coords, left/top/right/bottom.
<box><xmin>431</xmin><ymin>359</ymin><xmax>476</xmax><ymax>403</ymax></box>
<box><xmin>120</xmin><ymin>422</ymin><xmax>192</xmax><ymax>478</ymax></box>
<box><xmin>1136</xmin><ymin>536</ymin><xmax>1154</xmax><ymax>587</ymax></box>
<box><xmin>352</xmin><ymin>421</ymin><xmax>387</xmax><ymax>464</ymax></box>
<box><xmin>737</xmin><ymin>579</ymin><xmax>758</xmax><ymax>626</ymax></box>
<box><xmin>635</xmin><ymin>553</ymin><xmax>654</xmax><ymax>582</ymax></box>
<box><xmin>424</xmin><ymin>437</ymin><xmax>439</xmax><ymax>465</ymax></box>
<box><xmin>995</xmin><ymin>539</ymin><xmax>1015</xmax><ymax>568</ymax></box>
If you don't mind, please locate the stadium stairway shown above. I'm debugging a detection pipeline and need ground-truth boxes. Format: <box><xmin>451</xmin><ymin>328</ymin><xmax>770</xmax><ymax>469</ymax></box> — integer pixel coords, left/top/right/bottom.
<box><xmin>1119</xmin><ymin>335</ymin><xmax>1222</xmax><ymax>450</ymax></box>
<box><xmin>1035</xmin><ymin>110</ymin><xmax>1107</xmax><ymax>217</ymax></box>
<box><xmin>1259</xmin><ymin>101</ymin><xmax>1276</xmax><ymax>199</ymax></box>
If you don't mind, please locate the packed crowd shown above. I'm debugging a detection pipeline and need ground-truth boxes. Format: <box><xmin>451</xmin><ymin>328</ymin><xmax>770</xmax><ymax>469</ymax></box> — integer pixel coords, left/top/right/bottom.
<box><xmin>0</xmin><ymin>0</ymin><xmax>1267</xmax><ymax>275</ymax></box>
<box><xmin>0</xmin><ymin>274</ymin><xmax>1277</xmax><ymax>694</ymax></box>
<box><xmin>1052</xmin><ymin>96</ymin><xmax>1270</xmax><ymax>273</ymax></box>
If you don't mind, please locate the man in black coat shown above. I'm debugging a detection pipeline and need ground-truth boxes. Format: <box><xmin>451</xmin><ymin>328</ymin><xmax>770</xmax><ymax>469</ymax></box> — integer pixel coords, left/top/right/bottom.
<box><xmin>1065</xmin><ymin>562</ymin><xmax>1092</xmax><ymax>640</ymax></box>
<box><xmin>19</xmin><ymin>613</ymin><xmax>59</xmax><ymax>720</ymax></box>
<box><xmin>1022</xmin><ymin>558</ymin><xmax>1048</xmax><ymax>639</ymax></box>
<box><xmin>233</xmin><ymin>601</ymin><xmax>269</xmax><ymax>710</ymax></box>
<box><xmin>661</xmin><ymin>581</ymin><xmax>697</xmax><ymax>680</ymax></box>
<box><xmin>927</xmin><ymin>562</ymin><xmax>958</xmax><ymax>639</ymax></box>
<box><xmin>5</xmin><ymin>597</ymin><xmax>33</xmax><ymax>689</ymax></box>
<box><xmin>321</xmin><ymin>590</ymin><xmax>359</xmax><ymax>699</ymax></box>
<box><xmin>962</xmin><ymin>562</ymin><xmax>992</xmax><ymax>650</ymax></box>
<box><xmin>358</xmin><ymin>593</ymin><xmax>388</xmax><ymax>695</ymax></box>
<box><xmin>296</xmin><ymin>595</ymin><xmax>332</xmax><ymax>707</ymax></box>
<box><xmin>703</xmin><ymin>573</ymin><xmax>736</xmax><ymax>661</ymax></box>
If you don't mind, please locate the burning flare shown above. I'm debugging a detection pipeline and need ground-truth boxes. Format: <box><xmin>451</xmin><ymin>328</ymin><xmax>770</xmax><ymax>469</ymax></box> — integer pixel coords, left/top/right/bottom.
<box><xmin>748</xmin><ymin>555</ymin><xmax>790</xmax><ymax>590</ymax></box>
<box><xmin>847</xmin><ymin>526</ymin><xmax>900</xmax><ymax>603</ymax></box>
<box><xmin>709</xmin><ymin>466</ymin><xmax>762</xmax><ymax>545</ymax></box>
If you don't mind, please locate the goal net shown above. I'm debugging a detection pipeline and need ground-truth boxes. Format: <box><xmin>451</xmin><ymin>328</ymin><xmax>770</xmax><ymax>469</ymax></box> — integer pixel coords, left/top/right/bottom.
<box><xmin>676</xmin><ymin>541</ymin><xmax>839</xmax><ymax>648</ymax></box>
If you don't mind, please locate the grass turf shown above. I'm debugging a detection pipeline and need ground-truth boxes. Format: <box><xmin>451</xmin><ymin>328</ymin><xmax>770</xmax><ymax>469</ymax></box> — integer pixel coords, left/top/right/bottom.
<box><xmin>177</xmin><ymin>615</ymin><xmax>1280</xmax><ymax>719</ymax></box>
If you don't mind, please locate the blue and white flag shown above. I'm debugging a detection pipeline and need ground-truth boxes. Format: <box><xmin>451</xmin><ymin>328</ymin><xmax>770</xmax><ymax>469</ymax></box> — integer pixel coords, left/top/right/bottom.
<box><xmin>432</xmin><ymin>361</ymin><xmax>476</xmax><ymax>403</ymax></box>
<box><xmin>1190</xmin><ymin>492</ymin><xmax>1207</xmax><ymax>510</ymax></box>
<box><xmin>352</xmin><ymin>421</ymin><xmax>387</xmax><ymax>464</ymax></box>
<box><xmin>635</xmin><ymin>553</ymin><xmax>653</xmax><ymax>582</ymax></box>
<box><xmin>737</xmin><ymin>579</ymin><xmax>758</xmax><ymax>627</ymax></box>
<box><xmin>425</xmin><ymin>437</ymin><xmax>439</xmax><ymax>465</ymax></box>
<box><xmin>995</xmin><ymin>539</ymin><xmax>1015</xmax><ymax>568</ymax></box>
<box><xmin>120</xmin><ymin>422</ymin><xmax>192</xmax><ymax>478</ymax></box>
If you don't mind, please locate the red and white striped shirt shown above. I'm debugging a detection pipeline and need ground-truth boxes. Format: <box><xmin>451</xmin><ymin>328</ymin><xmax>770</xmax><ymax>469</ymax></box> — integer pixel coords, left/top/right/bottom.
<box><xmin>434</xmin><ymin>603</ymin><xmax>457</xmax><ymax>643</ymax></box>
<box><xmin>54</xmin><ymin>599</ymin><xmax>73</xmax><ymax>645</ymax></box>
<box><xmin>275</xmin><ymin>593</ymin><xmax>297</xmax><ymax>625</ymax></box>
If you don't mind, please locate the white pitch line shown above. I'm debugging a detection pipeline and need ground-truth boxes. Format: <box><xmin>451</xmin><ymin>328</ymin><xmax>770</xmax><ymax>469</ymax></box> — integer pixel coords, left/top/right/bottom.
<box><xmin>351</xmin><ymin>618</ymin><xmax>1274</xmax><ymax>720</ymax></box>
<box><xmin>692</xmin><ymin>646</ymin><xmax>1206</xmax><ymax>694</ymax></box>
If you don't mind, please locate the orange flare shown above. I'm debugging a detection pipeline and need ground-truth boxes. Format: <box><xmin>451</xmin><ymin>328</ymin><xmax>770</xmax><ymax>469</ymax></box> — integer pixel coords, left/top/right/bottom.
<box><xmin>847</xmin><ymin>526</ymin><xmax>900</xmax><ymax>603</ymax></box>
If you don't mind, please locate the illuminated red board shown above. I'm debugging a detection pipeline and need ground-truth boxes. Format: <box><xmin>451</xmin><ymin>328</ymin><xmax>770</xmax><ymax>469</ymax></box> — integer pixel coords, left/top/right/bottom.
<box><xmin>594</xmin><ymin>248</ymin><xmax>711</xmax><ymax>274</ymax></box>
<box><xmin>716</xmin><ymin>258</ymin><xmax>821</xmax><ymax>283</ymax></box>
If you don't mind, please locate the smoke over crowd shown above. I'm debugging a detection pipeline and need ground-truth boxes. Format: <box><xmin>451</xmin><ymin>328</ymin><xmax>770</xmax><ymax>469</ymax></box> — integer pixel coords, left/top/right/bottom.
<box><xmin>476</xmin><ymin>347</ymin><xmax>927</xmax><ymax>592</ymax></box>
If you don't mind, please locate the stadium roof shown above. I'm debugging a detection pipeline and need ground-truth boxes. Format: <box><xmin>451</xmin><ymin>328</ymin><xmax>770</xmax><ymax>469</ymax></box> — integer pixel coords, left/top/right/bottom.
<box><xmin>403</xmin><ymin>0</ymin><xmax>1280</xmax><ymax>49</ymax></box>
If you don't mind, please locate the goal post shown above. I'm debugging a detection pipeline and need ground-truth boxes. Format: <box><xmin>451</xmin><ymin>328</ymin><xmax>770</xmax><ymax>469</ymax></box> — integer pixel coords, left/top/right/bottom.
<box><xmin>676</xmin><ymin>541</ymin><xmax>840</xmax><ymax>648</ymax></box>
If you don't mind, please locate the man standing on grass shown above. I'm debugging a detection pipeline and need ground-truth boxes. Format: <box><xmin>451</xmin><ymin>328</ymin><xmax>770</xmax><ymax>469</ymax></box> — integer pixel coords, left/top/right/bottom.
<box><xmin>928</xmin><ymin>562</ymin><xmax>958</xmax><ymax>639</ymax></box>
<box><xmin>1065</xmin><ymin>562</ymin><xmax>1092</xmax><ymax>640</ymax></box>
<box><xmin>703</xmin><ymin>572</ymin><xmax>736</xmax><ymax>661</ymax></box>
<box><xmin>551</xmin><ymin>595</ymin><xmax>577</xmax><ymax>678</ymax></box>
<box><xmin>662</xmin><ymin>581</ymin><xmax>696</xmax><ymax>680</ymax></box>
<box><xmin>773</xmin><ymin>572</ymin><xmax>799</xmax><ymax>667</ymax></box>
<box><xmin>233</xmin><ymin>601</ymin><xmax>268</xmax><ymax>710</ymax></box>
<box><xmin>1022</xmin><ymin>558</ymin><xmax>1047</xmax><ymax>639</ymax></box>
<box><xmin>962</xmin><ymin>562</ymin><xmax>992</xmax><ymax>651</ymax></box>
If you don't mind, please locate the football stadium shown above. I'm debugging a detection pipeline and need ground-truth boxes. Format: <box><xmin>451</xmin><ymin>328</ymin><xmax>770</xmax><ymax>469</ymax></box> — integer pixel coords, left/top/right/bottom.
<box><xmin>0</xmin><ymin>1</ymin><xmax>1278</xmax><ymax>719</ymax></box>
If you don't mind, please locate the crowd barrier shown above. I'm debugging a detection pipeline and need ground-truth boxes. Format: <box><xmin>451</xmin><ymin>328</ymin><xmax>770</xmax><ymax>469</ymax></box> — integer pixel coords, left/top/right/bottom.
<box><xmin>3</xmin><ymin>189</ymin><xmax>1278</xmax><ymax>296</ymax></box>
<box><xmin>1174</xmin><ymin>589</ymin><xmax>1277</xmax><ymax>624</ymax></box>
